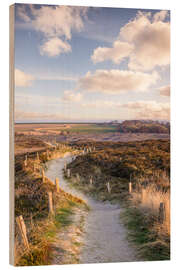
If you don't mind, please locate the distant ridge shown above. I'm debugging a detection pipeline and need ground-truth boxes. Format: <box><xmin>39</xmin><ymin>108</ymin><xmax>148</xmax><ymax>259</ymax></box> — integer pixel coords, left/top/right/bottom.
<box><xmin>117</xmin><ymin>120</ymin><xmax>170</xmax><ymax>134</ymax></box>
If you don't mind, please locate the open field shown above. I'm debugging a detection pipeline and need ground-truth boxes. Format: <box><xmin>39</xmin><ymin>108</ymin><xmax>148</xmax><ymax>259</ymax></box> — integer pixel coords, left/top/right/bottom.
<box><xmin>15</xmin><ymin>123</ymin><xmax>170</xmax><ymax>151</ymax></box>
<box><xmin>15</xmin><ymin>123</ymin><xmax>116</xmax><ymax>133</ymax></box>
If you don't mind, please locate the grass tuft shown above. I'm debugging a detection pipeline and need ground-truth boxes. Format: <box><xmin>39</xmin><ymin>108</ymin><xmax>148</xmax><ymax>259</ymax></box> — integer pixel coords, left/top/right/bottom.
<box><xmin>55</xmin><ymin>207</ymin><xmax>73</xmax><ymax>228</ymax></box>
<box><xmin>121</xmin><ymin>207</ymin><xmax>170</xmax><ymax>261</ymax></box>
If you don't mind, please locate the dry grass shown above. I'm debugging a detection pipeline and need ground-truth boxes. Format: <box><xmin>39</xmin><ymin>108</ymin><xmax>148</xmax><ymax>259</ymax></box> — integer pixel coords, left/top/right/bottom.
<box><xmin>15</xmin><ymin>182</ymin><xmax>85</xmax><ymax>266</ymax></box>
<box><xmin>121</xmin><ymin>174</ymin><xmax>170</xmax><ymax>260</ymax></box>
<box><xmin>14</xmin><ymin>145</ymin><xmax>85</xmax><ymax>266</ymax></box>
<box><xmin>131</xmin><ymin>175</ymin><xmax>170</xmax><ymax>237</ymax></box>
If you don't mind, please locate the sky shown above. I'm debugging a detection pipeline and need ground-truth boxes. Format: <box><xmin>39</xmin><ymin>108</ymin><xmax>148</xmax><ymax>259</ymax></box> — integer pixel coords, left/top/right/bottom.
<box><xmin>14</xmin><ymin>4</ymin><xmax>170</xmax><ymax>123</ymax></box>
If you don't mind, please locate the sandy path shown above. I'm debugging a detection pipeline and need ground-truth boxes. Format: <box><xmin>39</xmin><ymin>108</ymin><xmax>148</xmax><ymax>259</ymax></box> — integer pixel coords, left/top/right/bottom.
<box><xmin>45</xmin><ymin>154</ymin><xmax>138</xmax><ymax>264</ymax></box>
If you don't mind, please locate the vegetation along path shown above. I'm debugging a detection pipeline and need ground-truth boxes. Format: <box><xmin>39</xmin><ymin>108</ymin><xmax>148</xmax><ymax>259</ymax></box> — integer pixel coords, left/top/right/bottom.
<box><xmin>45</xmin><ymin>153</ymin><xmax>138</xmax><ymax>264</ymax></box>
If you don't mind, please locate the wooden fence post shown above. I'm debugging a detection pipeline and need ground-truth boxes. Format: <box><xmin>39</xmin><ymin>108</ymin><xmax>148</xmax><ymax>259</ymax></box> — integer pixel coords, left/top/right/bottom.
<box><xmin>159</xmin><ymin>202</ymin><xmax>166</xmax><ymax>224</ymax></box>
<box><xmin>90</xmin><ymin>177</ymin><xmax>93</xmax><ymax>185</ymax></box>
<box><xmin>24</xmin><ymin>155</ymin><xmax>28</xmax><ymax>167</ymax></box>
<box><xmin>55</xmin><ymin>178</ymin><xmax>60</xmax><ymax>193</ymax></box>
<box><xmin>47</xmin><ymin>191</ymin><xmax>54</xmax><ymax>215</ymax></box>
<box><xmin>24</xmin><ymin>155</ymin><xmax>27</xmax><ymax>167</ymax></box>
<box><xmin>37</xmin><ymin>164</ymin><xmax>40</xmax><ymax>172</ymax></box>
<box><xmin>76</xmin><ymin>173</ymin><xmax>80</xmax><ymax>182</ymax></box>
<box><xmin>129</xmin><ymin>182</ymin><xmax>132</xmax><ymax>193</ymax></box>
<box><xmin>37</xmin><ymin>152</ymin><xmax>39</xmax><ymax>161</ymax></box>
<box><xmin>64</xmin><ymin>162</ymin><xmax>67</xmax><ymax>171</ymax></box>
<box><xmin>67</xmin><ymin>169</ymin><xmax>70</xmax><ymax>178</ymax></box>
<box><xmin>30</xmin><ymin>213</ymin><xmax>34</xmax><ymax>228</ymax></box>
<box><xmin>42</xmin><ymin>169</ymin><xmax>45</xmax><ymax>183</ymax></box>
<box><xmin>33</xmin><ymin>163</ymin><xmax>36</xmax><ymax>172</ymax></box>
<box><xmin>16</xmin><ymin>215</ymin><xmax>29</xmax><ymax>250</ymax></box>
<box><xmin>141</xmin><ymin>188</ymin><xmax>146</xmax><ymax>204</ymax></box>
<box><xmin>106</xmin><ymin>182</ymin><xmax>111</xmax><ymax>193</ymax></box>
<box><xmin>46</xmin><ymin>150</ymin><xmax>49</xmax><ymax>160</ymax></box>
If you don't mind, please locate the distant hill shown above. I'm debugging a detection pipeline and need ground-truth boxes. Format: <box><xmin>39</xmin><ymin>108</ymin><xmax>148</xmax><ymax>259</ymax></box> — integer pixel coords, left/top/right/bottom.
<box><xmin>117</xmin><ymin>120</ymin><xmax>170</xmax><ymax>134</ymax></box>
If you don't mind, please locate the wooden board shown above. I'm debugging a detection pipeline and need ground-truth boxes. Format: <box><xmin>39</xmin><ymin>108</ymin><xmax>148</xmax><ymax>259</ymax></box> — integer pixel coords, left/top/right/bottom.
<box><xmin>9</xmin><ymin>4</ymin><xmax>15</xmax><ymax>266</ymax></box>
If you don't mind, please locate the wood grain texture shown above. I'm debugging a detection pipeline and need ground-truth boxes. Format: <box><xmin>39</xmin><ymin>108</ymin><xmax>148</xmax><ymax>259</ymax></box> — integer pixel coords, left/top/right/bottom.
<box><xmin>9</xmin><ymin>4</ymin><xmax>15</xmax><ymax>266</ymax></box>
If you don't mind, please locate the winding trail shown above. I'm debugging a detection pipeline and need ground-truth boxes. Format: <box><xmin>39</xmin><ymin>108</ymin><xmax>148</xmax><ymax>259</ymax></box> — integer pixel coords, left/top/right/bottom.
<box><xmin>45</xmin><ymin>153</ymin><xmax>138</xmax><ymax>264</ymax></box>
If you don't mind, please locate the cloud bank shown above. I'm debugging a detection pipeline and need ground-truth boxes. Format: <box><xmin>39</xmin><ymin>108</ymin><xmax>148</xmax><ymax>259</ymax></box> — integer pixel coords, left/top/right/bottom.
<box><xmin>122</xmin><ymin>100</ymin><xmax>170</xmax><ymax>120</ymax></box>
<box><xmin>91</xmin><ymin>11</ymin><xmax>170</xmax><ymax>71</ymax></box>
<box><xmin>15</xmin><ymin>110</ymin><xmax>66</xmax><ymax>121</ymax></box>
<box><xmin>78</xmin><ymin>69</ymin><xmax>159</xmax><ymax>94</ymax></box>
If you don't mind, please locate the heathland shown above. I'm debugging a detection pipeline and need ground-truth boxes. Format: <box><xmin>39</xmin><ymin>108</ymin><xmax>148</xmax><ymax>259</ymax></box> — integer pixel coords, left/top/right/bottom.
<box><xmin>14</xmin><ymin>121</ymin><xmax>170</xmax><ymax>264</ymax></box>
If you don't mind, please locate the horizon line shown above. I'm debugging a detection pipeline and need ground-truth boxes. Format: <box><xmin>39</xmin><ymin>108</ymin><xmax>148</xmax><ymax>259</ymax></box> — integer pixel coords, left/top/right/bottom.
<box><xmin>14</xmin><ymin>119</ymin><xmax>170</xmax><ymax>125</ymax></box>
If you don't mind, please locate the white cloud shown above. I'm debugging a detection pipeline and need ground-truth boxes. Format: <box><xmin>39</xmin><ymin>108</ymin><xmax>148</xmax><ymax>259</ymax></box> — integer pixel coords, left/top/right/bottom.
<box><xmin>62</xmin><ymin>90</ymin><xmax>82</xmax><ymax>102</ymax></box>
<box><xmin>158</xmin><ymin>85</ymin><xmax>170</xmax><ymax>96</ymax></box>
<box><xmin>78</xmin><ymin>69</ymin><xmax>159</xmax><ymax>94</ymax></box>
<box><xmin>120</xmin><ymin>11</ymin><xmax>170</xmax><ymax>71</ymax></box>
<box><xmin>15</xmin><ymin>69</ymin><xmax>34</xmax><ymax>87</ymax></box>
<box><xmin>40</xmin><ymin>37</ymin><xmax>71</xmax><ymax>57</ymax></box>
<box><xmin>17</xmin><ymin>5</ymin><xmax>88</xmax><ymax>57</ymax></box>
<box><xmin>30</xmin><ymin>5</ymin><xmax>87</xmax><ymax>39</ymax></box>
<box><xmin>91</xmin><ymin>11</ymin><xmax>170</xmax><ymax>71</ymax></box>
<box><xmin>122</xmin><ymin>100</ymin><xmax>170</xmax><ymax>120</ymax></box>
<box><xmin>91</xmin><ymin>41</ymin><xmax>133</xmax><ymax>64</ymax></box>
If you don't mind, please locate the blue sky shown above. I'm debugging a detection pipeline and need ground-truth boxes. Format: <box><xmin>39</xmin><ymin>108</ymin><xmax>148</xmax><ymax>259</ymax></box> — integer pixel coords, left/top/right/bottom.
<box><xmin>14</xmin><ymin>4</ymin><xmax>170</xmax><ymax>122</ymax></box>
